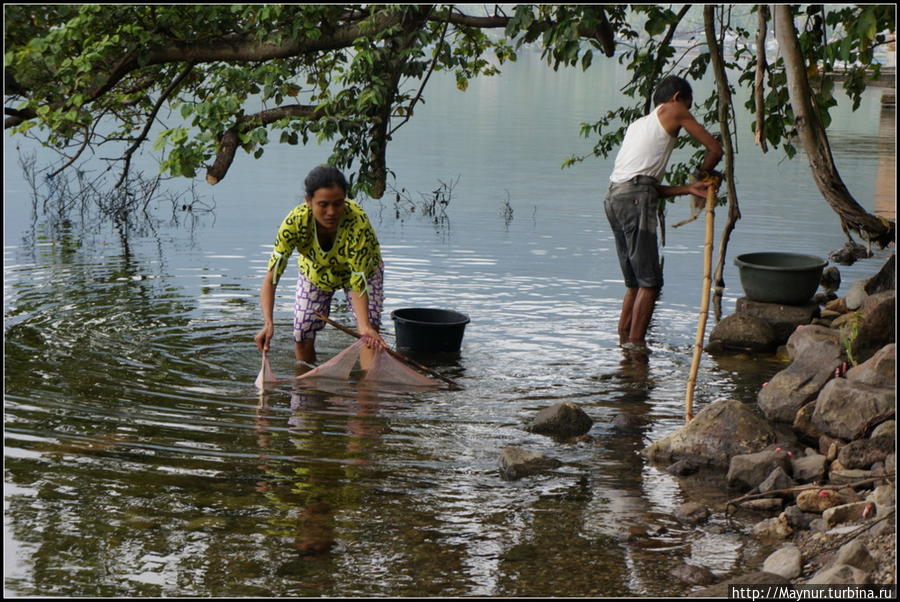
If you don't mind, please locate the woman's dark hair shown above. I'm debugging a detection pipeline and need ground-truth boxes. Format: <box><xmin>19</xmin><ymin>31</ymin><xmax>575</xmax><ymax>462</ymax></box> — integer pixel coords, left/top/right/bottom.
<box><xmin>304</xmin><ymin>165</ymin><xmax>348</xmax><ymax>197</ymax></box>
<box><xmin>652</xmin><ymin>75</ymin><xmax>693</xmax><ymax>106</ymax></box>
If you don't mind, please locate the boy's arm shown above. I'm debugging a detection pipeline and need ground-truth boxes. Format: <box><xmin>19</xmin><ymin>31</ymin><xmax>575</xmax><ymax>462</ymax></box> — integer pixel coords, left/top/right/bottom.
<box><xmin>659</xmin><ymin>101</ymin><xmax>723</xmax><ymax>174</ymax></box>
<box><xmin>657</xmin><ymin>181</ymin><xmax>709</xmax><ymax>200</ymax></box>
<box><xmin>657</xmin><ymin>103</ymin><xmax>723</xmax><ymax>199</ymax></box>
<box><xmin>679</xmin><ymin>112</ymin><xmax>723</xmax><ymax>174</ymax></box>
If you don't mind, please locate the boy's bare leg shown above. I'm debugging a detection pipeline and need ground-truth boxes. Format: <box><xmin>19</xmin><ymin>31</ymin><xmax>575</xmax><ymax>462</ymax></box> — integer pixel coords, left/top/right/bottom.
<box><xmin>628</xmin><ymin>287</ymin><xmax>658</xmax><ymax>347</ymax></box>
<box><xmin>618</xmin><ymin>287</ymin><xmax>638</xmax><ymax>345</ymax></box>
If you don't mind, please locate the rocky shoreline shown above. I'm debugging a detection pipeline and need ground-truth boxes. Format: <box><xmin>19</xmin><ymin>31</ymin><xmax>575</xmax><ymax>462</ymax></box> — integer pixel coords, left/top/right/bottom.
<box><xmin>501</xmin><ymin>255</ymin><xmax>895</xmax><ymax>594</ymax></box>
<box><xmin>651</xmin><ymin>255</ymin><xmax>896</xmax><ymax>594</ymax></box>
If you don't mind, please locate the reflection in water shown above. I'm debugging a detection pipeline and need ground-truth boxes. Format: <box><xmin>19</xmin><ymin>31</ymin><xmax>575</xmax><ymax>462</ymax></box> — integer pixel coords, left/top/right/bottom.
<box><xmin>874</xmin><ymin>103</ymin><xmax>896</xmax><ymax>220</ymax></box>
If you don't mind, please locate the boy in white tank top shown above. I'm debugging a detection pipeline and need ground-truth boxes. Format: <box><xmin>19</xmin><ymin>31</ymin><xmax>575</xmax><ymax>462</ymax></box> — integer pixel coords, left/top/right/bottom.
<box><xmin>604</xmin><ymin>76</ymin><xmax>723</xmax><ymax>359</ymax></box>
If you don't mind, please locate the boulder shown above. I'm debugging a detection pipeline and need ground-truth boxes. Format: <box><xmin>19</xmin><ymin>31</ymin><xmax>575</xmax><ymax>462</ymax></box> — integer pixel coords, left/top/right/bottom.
<box><xmin>864</xmin><ymin>254</ymin><xmax>895</xmax><ymax>295</ymax></box>
<box><xmin>762</xmin><ymin>544</ymin><xmax>802</xmax><ymax>579</ymax></box>
<box><xmin>812</xmin><ymin>379</ymin><xmax>895</xmax><ymax>440</ymax></box>
<box><xmin>675</xmin><ymin>502</ymin><xmax>710</xmax><ymax>524</ymax></box>
<box><xmin>845</xmin><ymin>343</ymin><xmax>895</xmax><ymax>388</ymax></box>
<box><xmin>642</xmin><ymin>399</ymin><xmax>779</xmax><ymax>467</ymax></box>
<box><xmin>829</xmin><ymin>469</ymin><xmax>875</xmax><ymax>485</ymax></box>
<box><xmin>814</xmin><ymin>292</ymin><xmax>839</xmax><ymax>307</ymax></box>
<box><xmin>791</xmin><ymin>452</ymin><xmax>827</xmax><ymax>483</ymax></box>
<box><xmin>784</xmin><ymin>504</ymin><xmax>819</xmax><ymax>530</ymax></box>
<box><xmin>688</xmin><ymin>572</ymin><xmax>792</xmax><ymax>598</ymax></box>
<box><xmin>851</xmin><ymin>291</ymin><xmax>895</xmax><ymax>363</ymax></box>
<box><xmin>831</xmin><ymin>311</ymin><xmax>860</xmax><ymax>329</ymax></box>
<box><xmin>819</xmin><ymin>434</ymin><xmax>844</xmax><ymax>460</ymax></box>
<box><xmin>808</xmin><ymin>564</ymin><xmax>870</xmax><ymax>585</ymax></box>
<box><xmin>845</xmin><ymin>279</ymin><xmax>870</xmax><ymax>310</ymax></box>
<box><xmin>837</xmin><ymin>435</ymin><xmax>895</xmax><ymax>469</ymax></box>
<box><xmin>834</xmin><ymin>540</ymin><xmax>877</xmax><ymax>572</ymax></box>
<box><xmin>828</xmin><ymin>241</ymin><xmax>871</xmax><ymax>266</ymax></box>
<box><xmin>792</xmin><ymin>402</ymin><xmax>822</xmax><ymax>442</ymax></box>
<box><xmin>758</xmin><ymin>326</ymin><xmax>843</xmax><ymax>423</ymax></box>
<box><xmin>871</xmin><ymin>420</ymin><xmax>895</xmax><ymax>440</ymax></box>
<box><xmin>671</xmin><ymin>563</ymin><xmax>716</xmax><ymax>586</ymax></box>
<box><xmin>735</xmin><ymin>297</ymin><xmax>820</xmax><ymax>344</ymax></box>
<box><xmin>820</xmin><ymin>266</ymin><xmax>842</xmax><ymax>292</ymax></box>
<box><xmin>665</xmin><ymin>459</ymin><xmax>701</xmax><ymax>476</ymax></box>
<box><xmin>796</xmin><ymin>489</ymin><xmax>853</xmax><ymax>513</ymax></box>
<box><xmin>526</xmin><ymin>402</ymin><xmax>593</xmax><ymax>438</ymax></box>
<box><xmin>759</xmin><ymin>466</ymin><xmax>797</xmax><ymax>495</ymax></box>
<box><xmin>751</xmin><ymin>513</ymin><xmax>794</xmax><ymax>540</ymax></box>
<box><xmin>866</xmin><ymin>485</ymin><xmax>895</xmax><ymax>517</ymax></box>
<box><xmin>498</xmin><ymin>447</ymin><xmax>561</xmax><ymax>480</ymax></box>
<box><xmin>727</xmin><ymin>450</ymin><xmax>793</xmax><ymax>492</ymax></box>
<box><xmin>825</xmin><ymin>297</ymin><xmax>849</xmax><ymax>313</ymax></box>
<box><xmin>611</xmin><ymin>412</ymin><xmax>648</xmax><ymax>432</ymax></box>
<box><xmin>822</xmin><ymin>502</ymin><xmax>872</xmax><ymax>527</ymax></box>
<box><xmin>707</xmin><ymin>312</ymin><xmax>778</xmax><ymax>352</ymax></box>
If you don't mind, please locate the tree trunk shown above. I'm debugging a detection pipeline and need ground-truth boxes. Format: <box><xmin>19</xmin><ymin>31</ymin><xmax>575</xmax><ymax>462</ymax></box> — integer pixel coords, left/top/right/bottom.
<box><xmin>704</xmin><ymin>6</ymin><xmax>742</xmax><ymax>321</ymax></box>
<box><xmin>773</xmin><ymin>5</ymin><xmax>894</xmax><ymax>248</ymax></box>
<box><xmin>754</xmin><ymin>5</ymin><xmax>769</xmax><ymax>153</ymax></box>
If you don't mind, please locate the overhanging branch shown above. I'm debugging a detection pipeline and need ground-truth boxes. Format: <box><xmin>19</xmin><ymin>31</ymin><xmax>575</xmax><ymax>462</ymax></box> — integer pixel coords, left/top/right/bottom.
<box><xmin>206</xmin><ymin>104</ymin><xmax>319</xmax><ymax>185</ymax></box>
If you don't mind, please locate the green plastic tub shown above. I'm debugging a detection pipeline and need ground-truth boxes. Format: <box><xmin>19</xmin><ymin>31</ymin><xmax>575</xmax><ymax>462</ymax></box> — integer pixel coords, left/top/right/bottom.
<box><xmin>734</xmin><ymin>252</ymin><xmax>828</xmax><ymax>305</ymax></box>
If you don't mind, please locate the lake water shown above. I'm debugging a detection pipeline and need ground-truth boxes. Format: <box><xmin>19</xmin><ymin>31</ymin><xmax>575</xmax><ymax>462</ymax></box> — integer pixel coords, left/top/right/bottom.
<box><xmin>4</xmin><ymin>51</ymin><xmax>895</xmax><ymax>597</ymax></box>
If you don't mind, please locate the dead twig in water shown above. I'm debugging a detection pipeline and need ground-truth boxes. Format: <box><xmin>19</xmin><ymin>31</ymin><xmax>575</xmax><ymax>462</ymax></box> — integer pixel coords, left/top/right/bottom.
<box><xmin>724</xmin><ymin>473</ymin><xmax>896</xmax><ymax>509</ymax></box>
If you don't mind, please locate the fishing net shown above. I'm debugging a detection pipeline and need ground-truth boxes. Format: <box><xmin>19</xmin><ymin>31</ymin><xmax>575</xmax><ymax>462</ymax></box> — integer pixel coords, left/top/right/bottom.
<box><xmin>256</xmin><ymin>338</ymin><xmax>438</xmax><ymax>389</ymax></box>
<box><xmin>255</xmin><ymin>353</ymin><xmax>278</xmax><ymax>389</ymax></box>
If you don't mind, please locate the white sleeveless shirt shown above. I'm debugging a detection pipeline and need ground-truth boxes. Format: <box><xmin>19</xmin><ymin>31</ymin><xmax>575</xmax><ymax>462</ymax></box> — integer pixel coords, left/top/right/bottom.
<box><xmin>609</xmin><ymin>105</ymin><xmax>677</xmax><ymax>183</ymax></box>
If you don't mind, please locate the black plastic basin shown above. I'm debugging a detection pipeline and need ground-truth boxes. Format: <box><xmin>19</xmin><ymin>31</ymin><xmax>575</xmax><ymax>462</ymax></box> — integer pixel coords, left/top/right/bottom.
<box><xmin>391</xmin><ymin>308</ymin><xmax>470</xmax><ymax>353</ymax></box>
<box><xmin>734</xmin><ymin>252</ymin><xmax>828</xmax><ymax>305</ymax></box>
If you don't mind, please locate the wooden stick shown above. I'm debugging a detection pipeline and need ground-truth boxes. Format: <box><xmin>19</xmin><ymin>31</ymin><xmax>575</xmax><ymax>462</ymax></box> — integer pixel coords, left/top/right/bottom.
<box><xmin>313</xmin><ymin>311</ymin><xmax>461</xmax><ymax>390</ymax></box>
<box><xmin>724</xmin><ymin>473</ymin><xmax>896</xmax><ymax>508</ymax></box>
<box><xmin>685</xmin><ymin>177</ymin><xmax>719</xmax><ymax>422</ymax></box>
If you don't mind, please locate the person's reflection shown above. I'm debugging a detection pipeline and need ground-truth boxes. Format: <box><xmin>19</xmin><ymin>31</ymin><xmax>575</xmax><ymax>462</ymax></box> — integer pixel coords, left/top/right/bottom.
<box><xmin>255</xmin><ymin>382</ymin><xmax>386</xmax><ymax>557</ymax></box>
<box><xmin>613</xmin><ymin>344</ymin><xmax>652</xmax><ymax>389</ymax></box>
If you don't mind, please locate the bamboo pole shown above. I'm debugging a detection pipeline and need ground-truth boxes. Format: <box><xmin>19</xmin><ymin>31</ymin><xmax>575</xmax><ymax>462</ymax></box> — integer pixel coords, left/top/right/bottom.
<box><xmin>313</xmin><ymin>311</ymin><xmax>461</xmax><ymax>390</ymax></box>
<box><xmin>685</xmin><ymin>177</ymin><xmax>719</xmax><ymax>422</ymax></box>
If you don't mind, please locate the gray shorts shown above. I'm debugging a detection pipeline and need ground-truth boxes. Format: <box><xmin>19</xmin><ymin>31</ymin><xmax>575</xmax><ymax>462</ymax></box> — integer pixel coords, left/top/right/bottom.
<box><xmin>604</xmin><ymin>177</ymin><xmax>663</xmax><ymax>289</ymax></box>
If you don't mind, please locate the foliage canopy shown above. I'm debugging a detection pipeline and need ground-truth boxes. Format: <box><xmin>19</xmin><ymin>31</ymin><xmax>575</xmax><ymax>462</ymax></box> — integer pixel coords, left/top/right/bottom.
<box><xmin>4</xmin><ymin>4</ymin><xmax>895</xmax><ymax>244</ymax></box>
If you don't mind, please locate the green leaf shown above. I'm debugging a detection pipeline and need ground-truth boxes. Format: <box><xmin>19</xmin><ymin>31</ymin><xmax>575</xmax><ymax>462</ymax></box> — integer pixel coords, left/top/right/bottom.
<box><xmin>645</xmin><ymin>17</ymin><xmax>667</xmax><ymax>37</ymax></box>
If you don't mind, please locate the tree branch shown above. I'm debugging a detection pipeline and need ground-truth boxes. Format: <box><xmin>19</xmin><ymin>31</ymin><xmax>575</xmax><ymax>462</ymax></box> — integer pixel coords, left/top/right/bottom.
<box><xmin>48</xmin><ymin>125</ymin><xmax>92</xmax><ymax>179</ymax></box>
<box><xmin>205</xmin><ymin>104</ymin><xmax>319</xmax><ymax>185</ymax></box>
<box><xmin>388</xmin><ymin>10</ymin><xmax>451</xmax><ymax>138</ymax></box>
<box><xmin>643</xmin><ymin>5</ymin><xmax>692</xmax><ymax>114</ymax></box>
<box><xmin>115</xmin><ymin>62</ymin><xmax>196</xmax><ymax>188</ymax></box>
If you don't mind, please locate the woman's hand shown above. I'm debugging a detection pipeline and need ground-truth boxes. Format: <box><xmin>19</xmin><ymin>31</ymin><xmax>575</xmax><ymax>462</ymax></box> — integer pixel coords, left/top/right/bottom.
<box><xmin>255</xmin><ymin>323</ymin><xmax>274</xmax><ymax>353</ymax></box>
<box><xmin>357</xmin><ymin>324</ymin><xmax>387</xmax><ymax>350</ymax></box>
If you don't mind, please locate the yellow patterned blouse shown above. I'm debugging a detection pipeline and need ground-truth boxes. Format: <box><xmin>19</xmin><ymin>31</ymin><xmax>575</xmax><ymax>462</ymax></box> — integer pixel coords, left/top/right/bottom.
<box><xmin>266</xmin><ymin>200</ymin><xmax>381</xmax><ymax>292</ymax></box>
